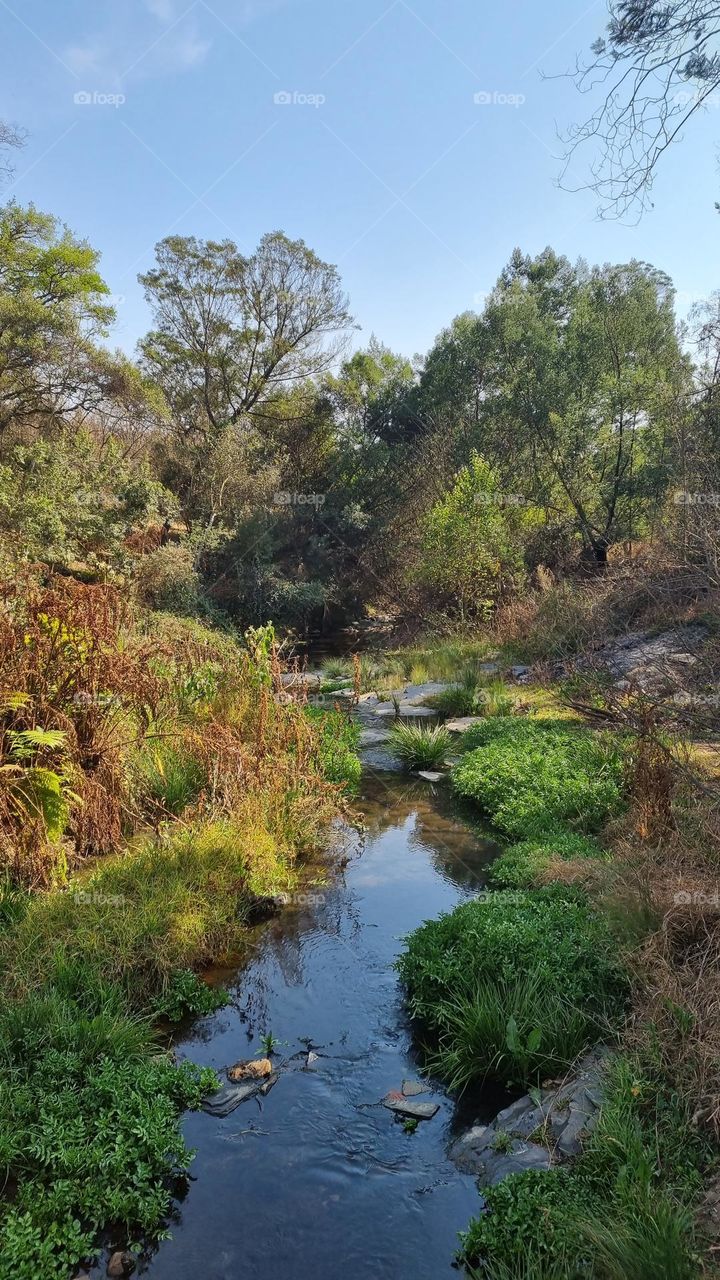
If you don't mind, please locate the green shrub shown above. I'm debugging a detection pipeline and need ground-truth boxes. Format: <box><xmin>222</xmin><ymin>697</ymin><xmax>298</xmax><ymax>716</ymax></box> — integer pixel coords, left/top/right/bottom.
<box><xmin>0</xmin><ymin>988</ymin><xmax>217</xmax><ymax>1280</ymax></box>
<box><xmin>152</xmin><ymin>969</ymin><xmax>228</xmax><ymax>1021</ymax></box>
<box><xmin>488</xmin><ymin>830</ymin><xmax>606</xmax><ymax>888</ymax></box>
<box><xmin>452</xmin><ymin>718</ymin><xmax>624</xmax><ymax>838</ymax></box>
<box><xmin>427</xmin><ymin>964</ymin><xmax>607</xmax><ymax>1089</ymax></box>
<box><xmin>429</xmin><ymin>684</ymin><xmax>477</xmax><ymax>717</ymax></box>
<box><xmin>388</xmin><ymin>723</ymin><xmax>451</xmax><ymax>770</ymax></box>
<box><xmin>458</xmin><ymin>1168</ymin><xmax>592</xmax><ymax>1276</ymax></box>
<box><xmin>398</xmin><ymin>887</ymin><xmax>627</xmax><ymax>1087</ymax></box>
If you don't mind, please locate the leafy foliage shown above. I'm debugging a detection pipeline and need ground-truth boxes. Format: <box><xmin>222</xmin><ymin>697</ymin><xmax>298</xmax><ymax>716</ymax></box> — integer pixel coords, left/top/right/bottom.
<box><xmin>398</xmin><ymin>886</ymin><xmax>628</xmax><ymax>1087</ymax></box>
<box><xmin>488</xmin><ymin>830</ymin><xmax>607</xmax><ymax>888</ymax></box>
<box><xmin>453</xmin><ymin>717</ymin><xmax>625</xmax><ymax>838</ymax></box>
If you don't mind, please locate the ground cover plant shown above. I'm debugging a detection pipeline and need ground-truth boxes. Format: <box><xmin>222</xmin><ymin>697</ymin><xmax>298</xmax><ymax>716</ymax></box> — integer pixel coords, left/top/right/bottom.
<box><xmin>397</xmin><ymin>886</ymin><xmax>628</xmax><ymax>1087</ymax></box>
<box><xmin>452</xmin><ymin>717</ymin><xmax>625</xmax><ymax>838</ymax></box>
<box><xmin>487</xmin><ymin>830</ymin><xmax>607</xmax><ymax>889</ymax></box>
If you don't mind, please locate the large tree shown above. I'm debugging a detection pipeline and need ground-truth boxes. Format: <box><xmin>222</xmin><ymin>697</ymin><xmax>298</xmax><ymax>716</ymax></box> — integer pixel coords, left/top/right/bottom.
<box><xmin>418</xmin><ymin>248</ymin><xmax>689</xmax><ymax>563</ymax></box>
<box><xmin>138</xmin><ymin>231</ymin><xmax>354</xmax><ymax>444</ymax></box>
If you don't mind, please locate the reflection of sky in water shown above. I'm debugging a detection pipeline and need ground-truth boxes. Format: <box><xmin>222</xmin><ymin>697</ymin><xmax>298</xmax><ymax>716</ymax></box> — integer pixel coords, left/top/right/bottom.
<box><xmin>128</xmin><ymin>771</ymin><xmax>503</xmax><ymax>1280</ymax></box>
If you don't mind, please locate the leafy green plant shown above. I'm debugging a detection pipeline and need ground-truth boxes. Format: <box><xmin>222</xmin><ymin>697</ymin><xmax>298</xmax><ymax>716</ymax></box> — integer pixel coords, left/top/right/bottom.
<box><xmin>153</xmin><ymin>969</ymin><xmax>228</xmax><ymax>1021</ymax></box>
<box><xmin>488</xmin><ymin>830</ymin><xmax>606</xmax><ymax>888</ymax></box>
<box><xmin>388</xmin><ymin>723</ymin><xmax>451</xmax><ymax>769</ymax></box>
<box><xmin>398</xmin><ymin>887</ymin><xmax>627</xmax><ymax>1088</ymax></box>
<box><xmin>453</xmin><ymin>717</ymin><xmax>624</xmax><ymax>838</ymax></box>
<box><xmin>304</xmin><ymin>707</ymin><xmax>361</xmax><ymax>790</ymax></box>
<box><xmin>0</xmin><ymin>986</ymin><xmax>218</xmax><ymax>1280</ymax></box>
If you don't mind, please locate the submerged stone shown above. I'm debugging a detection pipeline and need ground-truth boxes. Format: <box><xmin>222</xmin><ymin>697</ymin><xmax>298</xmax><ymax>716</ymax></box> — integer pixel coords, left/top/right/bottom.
<box><xmin>202</xmin><ymin>1075</ymin><xmax>276</xmax><ymax>1117</ymax></box>
<box><xmin>383</xmin><ymin>1093</ymin><xmax>439</xmax><ymax>1120</ymax></box>
<box><xmin>401</xmin><ymin>1079</ymin><xmax>428</xmax><ymax>1097</ymax></box>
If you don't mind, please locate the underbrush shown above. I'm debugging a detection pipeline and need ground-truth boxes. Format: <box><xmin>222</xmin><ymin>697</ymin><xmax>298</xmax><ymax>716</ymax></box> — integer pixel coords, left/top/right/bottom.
<box><xmin>488</xmin><ymin>830</ymin><xmax>607</xmax><ymax>889</ymax></box>
<box><xmin>0</xmin><ymin>578</ymin><xmax>358</xmax><ymax>1276</ymax></box>
<box><xmin>0</xmin><ymin>984</ymin><xmax>217</xmax><ymax>1280</ymax></box>
<box><xmin>398</xmin><ymin>887</ymin><xmax>627</xmax><ymax>1087</ymax></box>
<box><xmin>452</xmin><ymin>717</ymin><xmax>625</xmax><ymax>838</ymax></box>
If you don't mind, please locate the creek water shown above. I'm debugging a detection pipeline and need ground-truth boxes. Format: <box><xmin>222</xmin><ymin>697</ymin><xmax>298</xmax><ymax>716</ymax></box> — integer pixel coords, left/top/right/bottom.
<box><xmin>140</xmin><ymin>757</ymin><xmax>503</xmax><ymax>1280</ymax></box>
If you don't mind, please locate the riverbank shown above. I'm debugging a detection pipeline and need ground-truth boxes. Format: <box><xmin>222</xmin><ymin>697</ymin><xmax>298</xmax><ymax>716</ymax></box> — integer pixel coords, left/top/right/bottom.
<box><xmin>359</xmin><ymin>637</ymin><xmax>720</xmax><ymax>1278</ymax></box>
<box><xmin>0</xmin><ymin>582</ymin><xmax>361</xmax><ymax>1280</ymax></box>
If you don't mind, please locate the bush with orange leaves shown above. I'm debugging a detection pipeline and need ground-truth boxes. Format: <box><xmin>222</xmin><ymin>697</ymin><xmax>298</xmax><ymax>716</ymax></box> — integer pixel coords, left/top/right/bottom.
<box><xmin>0</xmin><ymin>574</ymin><xmax>351</xmax><ymax>889</ymax></box>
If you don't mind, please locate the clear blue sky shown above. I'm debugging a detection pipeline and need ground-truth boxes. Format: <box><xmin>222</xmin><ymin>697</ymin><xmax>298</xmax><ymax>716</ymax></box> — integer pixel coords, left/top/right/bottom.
<box><xmin>1</xmin><ymin>0</ymin><xmax>718</xmax><ymax>360</ymax></box>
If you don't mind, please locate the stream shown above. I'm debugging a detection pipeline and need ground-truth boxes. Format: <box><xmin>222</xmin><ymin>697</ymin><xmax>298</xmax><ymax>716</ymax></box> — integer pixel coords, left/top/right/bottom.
<box><xmin>139</xmin><ymin>741</ymin><xmax>504</xmax><ymax>1279</ymax></box>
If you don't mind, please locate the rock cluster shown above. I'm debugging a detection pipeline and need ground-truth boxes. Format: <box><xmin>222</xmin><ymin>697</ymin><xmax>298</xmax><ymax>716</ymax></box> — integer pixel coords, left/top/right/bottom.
<box><xmin>448</xmin><ymin>1048</ymin><xmax>608</xmax><ymax>1186</ymax></box>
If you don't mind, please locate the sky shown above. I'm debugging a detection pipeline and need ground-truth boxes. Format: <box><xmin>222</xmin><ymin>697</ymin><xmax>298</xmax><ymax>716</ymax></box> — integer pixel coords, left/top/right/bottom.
<box><xmin>1</xmin><ymin>0</ymin><xmax>719</xmax><ymax>361</ymax></box>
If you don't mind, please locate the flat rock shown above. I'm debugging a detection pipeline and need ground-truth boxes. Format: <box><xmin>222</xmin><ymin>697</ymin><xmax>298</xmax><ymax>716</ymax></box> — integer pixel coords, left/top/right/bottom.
<box><xmin>448</xmin><ymin>1048</ymin><xmax>610</xmax><ymax>1182</ymax></box>
<box><xmin>375</xmin><ymin>703</ymin><xmax>436</xmax><ymax>718</ymax></box>
<box><xmin>510</xmin><ymin>665</ymin><xmax>530</xmax><ymax>678</ymax></box>
<box><xmin>280</xmin><ymin>671</ymin><xmax>323</xmax><ymax>690</ymax></box>
<box><xmin>417</xmin><ymin>770</ymin><xmax>445</xmax><ymax>783</ymax></box>
<box><xmin>401</xmin><ymin>1079</ymin><xmax>428</xmax><ymax>1097</ymax></box>
<box><xmin>383</xmin><ymin>1094</ymin><xmax>439</xmax><ymax>1120</ymax></box>
<box><xmin>445</xmin><ymin>716</ymin><xmax>484</xmax><ymax>733</ymax></box>
<box><xmin>359</xmin><ymin>728</ymin><xmax>390</xmax><ymax>746</ymax></box>
<box><xmin>400</xmin><ymin>681</ymin><xmax>451</xmax><ymax>704</ymax></box>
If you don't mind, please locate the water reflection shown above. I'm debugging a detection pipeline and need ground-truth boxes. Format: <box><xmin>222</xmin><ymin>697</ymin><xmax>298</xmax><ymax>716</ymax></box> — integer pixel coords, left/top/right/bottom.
<box><xmin>125</xmin><ymin>767</ymin><xmax>501</xmax><ymax>1280</ymax></box>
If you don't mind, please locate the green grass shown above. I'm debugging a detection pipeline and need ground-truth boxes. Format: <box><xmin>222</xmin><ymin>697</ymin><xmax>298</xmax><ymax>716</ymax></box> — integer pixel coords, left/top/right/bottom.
<box><xmin>488</xmin><ymin>830</ymin><xmax>607</xmax><ymax>889</ymax></box>
<box><xmin>1</xmin><ymin>815</ymin><xmax>291</xmax><ymax>1008</ymax></box>
<box><xmin>398</xmin><ymin>886</ymin><xmax>628</xmax><ymax>1088</ymax></box>
<box><xmin>135</xmin><ymin>741</ymin><xmax>207</xmax><ymax>816</ymax></box>
<box><xmin>304</xmin><ymin>706</ymin><xmax>361</xmax><ymax>790</ymax></box>
<box><xmin>388</xmin><ymin>723</ymin><xmax>451</xmax><ymax>769</ymax></box>
<box><xmin>452</xmin><ymin>717</ymin><xmax>625</xmax><ymax>839</ymax></box>
<box><xmin>427</xmin><ymin>964</ymin><xmax>606</xmax><ymax>1089</ymax></box>
<box><xmin>459</xmin><ymin>1051</ymin><xmax>711</xmax><ymax>1279</ymax></box>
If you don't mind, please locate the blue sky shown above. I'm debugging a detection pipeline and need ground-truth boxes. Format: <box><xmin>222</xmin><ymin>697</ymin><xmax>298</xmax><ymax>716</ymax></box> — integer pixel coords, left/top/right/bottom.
<box><xmin>1</xmin><ymin>0</ymin><xmax>718</xmax><ymax>360</ymax></box>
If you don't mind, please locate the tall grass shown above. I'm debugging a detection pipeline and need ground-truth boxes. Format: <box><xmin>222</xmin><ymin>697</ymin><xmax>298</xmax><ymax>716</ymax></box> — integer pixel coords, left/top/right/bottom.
<box><xmin>428</xmin><ymin>965</ymin><xmax>604</xmax><ymax>1089</ymax></box>
<box><xmin>388</xmin><ymin>723</ymin><xmax>451</xmax><ymax>769</ymax></box>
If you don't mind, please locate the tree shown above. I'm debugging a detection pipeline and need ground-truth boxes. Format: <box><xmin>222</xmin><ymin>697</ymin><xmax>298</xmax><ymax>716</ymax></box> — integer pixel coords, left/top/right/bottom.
<box><xmin>0</xmin><ymin>201</ymin><xmax>118</xmax><ymax>434</ymax></box>
<box><xmin>564</xmin><ymin>1</ymin><xmax>720</xmax><ymax>218</ymax></box>
<box><xmin>418</xmin><ymin>248</ymin><xmax>689</xmax><ymax>564</ymax></box>
<box><xmin>418</xmin><ymin>454</ymin><xmax>535</xmax><ymax>618</ymax></box>
<box><xmin>138</xmin><ymin>231</ymin><xmax>354</xmax><ymax>444</ymax></box>
<box><xmin>0</xmin><ymin>121</ymin><xmax>24</xmax><ymax>187</ymax></box>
